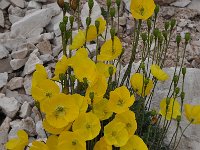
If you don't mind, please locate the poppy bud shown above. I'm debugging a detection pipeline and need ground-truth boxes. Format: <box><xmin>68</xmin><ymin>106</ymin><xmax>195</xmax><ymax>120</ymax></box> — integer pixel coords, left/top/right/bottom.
<box><xmin>88</xmin><ymin>0</ymin><xmax>94</xmax><ymax>10</ymax></box>
<box><xmin>57</xmin><ymin>0</ymin><xmax>64</xmax><ymax>8</ymax></box>
<box><xmin>107</xmin><ymin>0</ymin><xmax>111</xmax><ymax>9</ymax></box>
<box><xmin>70</xmin><ymin>0</ymin><xmax>78</xmax><ymax>11</ymax></box>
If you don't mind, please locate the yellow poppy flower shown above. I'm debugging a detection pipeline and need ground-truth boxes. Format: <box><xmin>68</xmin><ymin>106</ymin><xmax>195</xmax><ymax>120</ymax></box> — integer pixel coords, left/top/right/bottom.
<box><xmin>107</xmin><ymin>86</ymin><xmax>135</xmax><ymax>114</ymax></box>
<box><xmin>120</xmin><ymin>135</ymin><xmax>148</xmax><ymax>150</ymax></box>
<box><xmin>130</xmin><ymin>73</ymin><xmax>153</xmax><ymax>96</ymax></box>
<box><xmin>69</xmin><ymin>30</ymin><xmax>85</xmax><ymax>50</ymax></box>
<box><xmin>43</xmin><ymin>119</ymin><xmax>72</xmax><ymax>135</ymax></box>
<box><xmin>58</xmin><ymin>131</ymin><xmax>86</xmax><ymax>150</ymax></box>
<box><xmin>30</xmin><ymin>135</ymin><xmax>58</xmax><ymax>150</ymax></box>
<box><xmin>31</xmin><ymin>79</ymin><xmax>60</xmax><ymax>111</ymax></box>
<box><xmin>32</xmin><ymin>64</ymin><xmax>48</xmax><ymax>87</ymax></box>
<box><xmin>72</xmin><ymin>94</ymin><xmax>88</xmax><ymax>114</ymax></box>
<box><xmin>160</xmin><ymin>98</ymin><xmax>181</xmax><ymax>121</ymax></box>
<box><xmin>86</xmin><ymin>17</ymin><xmax>106</xmax><ymax>42</ymax></box>
<box><xmin>69</xmin><ymin>48</ymin><xmax>98</xmax><ymax>85</ymax></box>
<box><xmin>43</xmin><ymin>93</ymin><xmax>79</xmax><ymax>128</ymax></box>
<box><xmin>94</xmin><ymin>137</ymin><xmax>112</xmax><ymax>150</ymax></box>
<box><xmin>86</xmin><ymin>25</ymin><xmax>97</xmax><ymax>42</ymax></box>
<box><xmin>130</xmin><ymin>0</ymin><xmax>156</xmax><ymax>20</ymax></box>
<box><xmin>150</xmin><ymin>64</ymin><xmax>169</xmax><ymax>81</ymax></box>
<box><xmin>52</xmin><ymin>55</ymin><xmax>69</xmax><ymax>81</ymax></box>
<box><xmin>92</xmin><ymin>98</ymin><xmax>113</xmax><ymax>120</ymax></box>
<box><xmin>104</xmin><ymin>120</ymin><xmax>129</xmax><ymax>147</ymax></box>
<box><xmin>184</xmin><ymin>104</ymin><xmax>200</xmax><ymax>124</ymax></box>
<box><xmin>97</xmin><ymin>36</ymin><xmax>123</xmax><ymax>61</ymax></box>
<box><xmin>96</xmin><ymin>17</ymin><xmax>106</xmax><ymax>35</ymax></box>
<box><xmin>96</xmin><ymin>62</ymin><xmax>117</xmax><ymax>78</ymax></box>
<box><xmin>6</xmin><ymin>130</ymin><xmax>28</xmax><ymax>150</ymax></box>
<box><xmin>86</xmin><ymin>74</ymin><xmax>108</xmax><ymax>104</ymax></box>
<box><xmin>114</xmin><ymin>110</ymin><xmax>137</xmax><ymax>136</ymax></box>
<box><xmin>72</xmin><ymin>112</ymin><xmax>101</xmax><ymax>141</ymax></box>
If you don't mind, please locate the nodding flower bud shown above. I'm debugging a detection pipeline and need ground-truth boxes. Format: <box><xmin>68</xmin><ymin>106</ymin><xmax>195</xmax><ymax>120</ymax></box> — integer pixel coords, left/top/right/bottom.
<box><xmin>141</xmin><ymin>33</ymin><xmax>147</xmax><ymax>42</ymax></box>
<box><xmin>88</xmin><ymin>0</ymin><xmax>94</xmax><ymax>10</ymax></box>
<box><xmin>86</xmin><ymin>17</ymin><xmax>91</xmax><ymax>27</ymax></box>
<box><xmin>89</xmin><ymin>92</ymin><xmax>95</xmax><ymax>101</ymax></box>
<box><xmin>166</xmin><ymin>97</ymin><xmax>170</xmax><ymax>105</ymax></box>
<box><xmin>176</xmin><ymin>35</ymin><xmax>181</xmax><ymax>46</ymax></box>
<box><xmin>108</xmin><ymin>66</ymin><xmax>114</xmax><ymax>76</ymax></box>
<box><xmin>69</xmin><ymin>16</ymin><xmax>74</xmax><ymax>27</ymax></box>
<box><xmin>144</xmin><ymin>78</ymin><xmax>150</xmax><ymax>86</ymax></box>
<box><xmin>175</xmin><ymin>87</ymin><xmax>180</xmax><ymax>95</ymax></box>
<box><xmin>154</xmin><ymin>5</ymin><xmax>160</xmax><ymax>16</ymax></box>
<box><xmin>140</xmin><ymin>62</ymin><xmax>145</xmax><ymax>70</ymax></box>
<box><xmin>59</xmin><ymin>22</ymin><xmax>66</xmax><ymax>32</ymax></box>
<box><xmin>63</xmin><ymin>16</ymin><xmax>68</xmax><ymax>25</ymax></box>
<box><xmin>153</xmin><ymin>28</ymin><xmax>160</xmax><ymax>38</ymax></box>
<box><xmin>151</xmin><ymin>110</ymin><xmax>157</xmax><ymax>116</ymax></box>
<box><xmin>95</xmin><ymin>20</ymin><xmax>100</xmax><ymax>33</ymax></box>
<box><xmin>182</xmin><ymin>67</ymin><xmax>186</xmax><ymax>76</ymax></box>
<box><xmin>57</xmin><ymin>0</ymin><xmax>64</xmax><ymax>8</ymax></box>
<box><xmin>173</xmin><ymin>75</ymin><xmax>179</xmax><ymax>85</ymax></box>
<box><xmin>170</xmin><ymin>19</ymin><xmax>176</xmax><ymax>30</ymax></box>
<box><xmin>162</xmin><ymin>31</ymin><xmax>168</xmax><ymax>41</ymax></box>
<box><xmin>180</xmin><ymin>92</ymin><xmax>185</xmax><ymax>100</ymax></box>
<box><xmin>116</xmin><ymin>0</ymin><xmax>121</xmax><ymax>7</ymax></box>
<box><xmin>147</xmin><ymin>19</ymin><xmax>152</xmax><ymax>31</ymax></box>
<box><xmin>164</xmin><ymin>21</ymin><xmax>170</xmax><ymax>31</ymax></box>
<box><xmin>110</xmin><ymin>28</ymin><xmax>115</xmax><ymax>39</ymax></box>
<box><xmin>176</xmin><ymin>115</ymin><xmax>181</xmax><ymax>122</ymax></box>
<box><xmin>64</xmin><ymin>2</ymin><xmax>70</xmax><ymax>12</ymax></box>
<box><xmin>110</xmin><ymin>7</ymin><xmax>115</xmax><ymax>18</ymax></box>
<box><xmin>70</xmin><ymin>0</ymin><xmax>78</xmax><ymax>11</ymax></box>
<box><xmin>107</xmin><ymin>0</ymin><xmax>112</xmax><ymax>9</ymax></box>
<box><xmin>185</xmin><ymin>32</ymin><xmax>191</xmax><ymax>43</ymax></box>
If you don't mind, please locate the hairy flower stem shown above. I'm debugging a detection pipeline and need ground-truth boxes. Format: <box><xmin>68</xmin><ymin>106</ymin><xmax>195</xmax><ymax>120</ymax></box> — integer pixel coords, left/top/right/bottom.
<box><xmin>120</xmin><ymin>20</ymin><xmax>142</xmax><ymax>86</ymax></box>
<box><xmin>173</xmin><ymin>122</ymin><xmax>192</xmax><ymax>150</ymax></box>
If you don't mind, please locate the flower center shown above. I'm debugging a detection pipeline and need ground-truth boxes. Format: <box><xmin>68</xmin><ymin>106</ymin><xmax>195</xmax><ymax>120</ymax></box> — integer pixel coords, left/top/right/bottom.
<box><xmin>72</xmin><ymin>140</ymin><xmax>77</xmax><ymax>146</ymax></box>
<box><xmin>86</xmin><ymin>124</ymin><xmax>91</xmax><ymax>129</ymax></box>
<box><xmin>117</xmin><ymin>99</ymin><xmax>124</xmax><ymax>106</ymax></box>
<box><xmin>55</xmin><ymin>106</ymin><xmax>65</xmax><ymax>117</ymax></box>
<box><xmin>46</xmin><ymin>92</ymin><xmax>52</xmax><ymax>98</ymax></box>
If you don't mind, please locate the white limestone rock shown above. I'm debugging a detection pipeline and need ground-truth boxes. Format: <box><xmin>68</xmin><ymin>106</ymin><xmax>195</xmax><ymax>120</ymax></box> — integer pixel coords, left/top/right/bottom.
<box><xmin>11</xmin><ymin>48</ymin><xmax>29</xmax><ymax>59</ymax></box>
<box><xmin>27</xmin><ymin>1</ymin><xmax>42</xmax><ymax>9</ymax></box>
<box><xmin>0</xmin><ymin>10</ymin><xmax>4</xmax><ymax>28</ymax></box>
<box><xmin>10</xmin><ymin>8</ymin><xmax>56</xmax><ymax>38</ymax></box>
<box><xmin>0</xmin><ymin>0</ymin><xmax>10</xmax><ymax>10</ymax></box>
<box><xmin>23</xmin><ymin>75</ymin><xmax>32</xmax><ymax>95</ymax></box>
<box><xmin>23</xmin><ymin>52</ymin><xmax>43</xmax><ymax>75</ymax></box>
<box><xmin>36</xmin><ymin>121</ymin><xmax>46</xmax><ymax>138</ymax></box>
<box><xmin>171</xmin><ymin>0</ymin><xmax>191</xmax><ymax>7</ymax></box>
<box><xmin>10</xmin><ymin>0</ymin><xmax>25</xmax><ymax>8</ymax></box>
<box><xmin>10</xmin><ymin>58</ymin><xmax>28</xmax><ymax>70</ymax></box>
<box><xmin>0</xmin><ymin>45</ymin><xmax>9</xmax><ymax>59</ymax></box>
<box><xmin>0</xmin><ymin>117</ymin><xmax>12</xmax><ymax>145</ymax></box>
<box><xmin>7</xmin><ymin>77</ymin><xmax>24</xmax><ymax>90</ymax></box>
<box><xmin>39</xmin><ymin>54</ymin><xmax>54</xmax><ymax>63</ymax></box>
<box><xmin>0</xmin><ymin>72</ymin><xmax>8</xmax><ymax>89</ymax></box>
<box><xmin>0</xmin><ymin>97</ymin><xmax>20</xmax><ymax>118</ymax></box>
<box><xmin>19</xmin><ymin>101</ymin><xmax>32</xmax><ymax>118</ymax></box>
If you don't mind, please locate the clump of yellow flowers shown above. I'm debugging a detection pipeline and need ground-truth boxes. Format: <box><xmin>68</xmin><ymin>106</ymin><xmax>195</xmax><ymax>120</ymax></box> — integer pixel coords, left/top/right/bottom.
<box><xmin>6</xmin><ymin>0</ymin><xmax>200</xmax><ymax>150</ymax></box>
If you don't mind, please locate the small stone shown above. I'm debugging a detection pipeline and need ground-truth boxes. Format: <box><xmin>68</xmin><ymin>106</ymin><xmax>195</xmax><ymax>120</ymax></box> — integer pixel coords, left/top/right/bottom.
<box><xmin>0</xmin><ymin>97</ymin><xmax>20</xmax><ymax>118</ymax></box>
<box><xmin>118</xmin><ymin>16</ymin><xmax>127</xmax><ymax>26</ymax></box>
<box><xmin>10</xmin><ymin>58</ymin><xmax>27</xmax><ymax>70</ymax></box>
<box><xmin>27</xmin><ymin>1</ymin><xmax>42</xmax><ymax>9</ymax></box>
<box><xmin>11</xmin><ymin>48</ymin><xmax>29</xmax><ymax>59</ymax></box>
<box><xmin>0</xmin><ymin>72</ymin><xmax>8</xmax><ymax>89</ymax></box>
<box><xmin>0</xmin><ymin>45</ymin><xmax>9</xmax><ymax>59</ymax></box>
<box><xmin>0</xmin><ymin>10</ymin><xmax>4</xmax><ymax>28</ymax></box>
<box><xmin>33</xmin><ymin>0</ymin><xmax>47</xmax><ymax>2</ymax></box>
<box><xmin>36</xmin><ymin>121</ymin><xmax>46</xmax><ymax>138</ymax></box>
<box><xmin>23</xmin><ymin>53</ymin><xmax>43</xmax><ymax>75</ymax></box>
<box><xmin>0</xmin><ymin>0</ymin><xmax>10</xmax><ymax>10</ymax></box>
<box><xmin>39</xmin><ymin>54</ymin><xmax>54</xmax><ymax>63</ymax></box>
<box><xmin>7</xmin><ymin>77</ymin><xmax>24</xmax><ymax>90</ymax></box>
<box><xmin>171</xmin><ymin>0</ymin><xmax>191</xmax><ymax>7</ymax></box>
<box><xmin>178</xmin><ymin>19</ymin><xmax>189</xmax><ymax>27</ymax></box>
<box><xmin>36</xmin><ymin>40</ymin><xmax>52</xmax><ymax>55</ymax></box>
<box><xmin>19</xmin><ymin>101</ymin><xmax>32</xmax><ymax>118</ymax></box>
<box><xmin>8</xmin><ymin>5</ymin><xmax>25</xmax><ymax>17</ymax></box>
<box><xmin>0</xmin><ymin>117</ymin><xmax>12</xmax><ymax>145</ymax></box>
<box><xmin>23</xmin><ymin>75</ymin><xmax>32</xmax><ymax>95</ymax></box>
<box><xmin>10</xmin><ymin>0</ymin><xmax>25</xmax><ymax>8</ymax></box>
<box><xmin>154</xmin><ymin>0</ymin><xmax>176</xmax><ymax>5</ymax></box>
<box><xmin>0</xmin><ymin>58</ymin><xmax>12</xmax><ymax>73</ymax></box>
